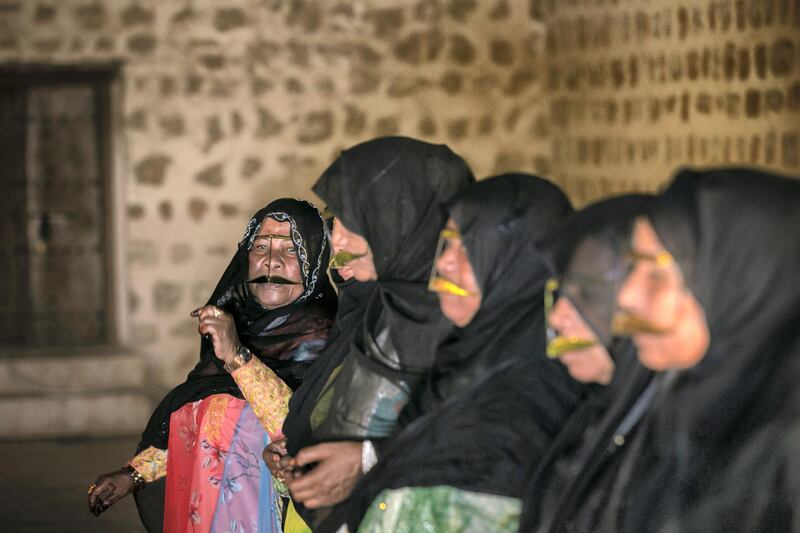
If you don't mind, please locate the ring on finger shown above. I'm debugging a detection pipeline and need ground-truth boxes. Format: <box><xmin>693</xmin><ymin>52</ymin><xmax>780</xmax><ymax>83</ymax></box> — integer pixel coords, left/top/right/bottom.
<box><xmin>88</xmin><ymin>483</ymin><xmax>97</xmax><ymax>494</ymax></box>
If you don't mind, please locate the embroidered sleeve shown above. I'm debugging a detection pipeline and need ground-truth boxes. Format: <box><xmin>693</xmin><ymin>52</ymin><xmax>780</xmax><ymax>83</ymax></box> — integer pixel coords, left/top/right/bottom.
<box><xmin>128</xmin><ymin>446</ymin><xmax>168</xmax><ymax>482</ymax></box>
<box><xmin>231</xmin><ymin>357</ymin><xmax>292</xmax><ymax>440</ymax></box>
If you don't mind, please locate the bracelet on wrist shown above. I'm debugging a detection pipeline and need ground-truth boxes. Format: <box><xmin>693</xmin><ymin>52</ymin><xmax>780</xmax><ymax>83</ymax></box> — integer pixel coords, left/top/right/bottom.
<box><xmin>361</xmin><ymin>440</ymin><xmax>378</xmax><ymax>474</ymax></box>
<box><xmin>224</xmin><ymin>344</ymin><xmax>253</xmax><ymax>373</ymax></box>
<box><xmin>124</xmin><ymin>465</ymin><xmax>146</xmax><ymax>493</ymax></box>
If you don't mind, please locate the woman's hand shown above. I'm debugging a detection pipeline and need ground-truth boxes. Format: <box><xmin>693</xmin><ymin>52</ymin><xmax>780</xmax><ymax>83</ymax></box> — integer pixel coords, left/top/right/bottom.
<box><xmin>263</xmin><ymin>437</ymin><xmax>293</xmax><ymax>481</ymax></box>
<box><xmin>191</xmin><ymin>305</ymin><xmax>241</xmax><ymax>364</ymax></box>
<box><xmin>87</xmin><ymin>469</ymin><xmax>135</xmax><ymax>516</ymax></box>
<box><xmin>284</xmin><ymin>441</ymin><xmax>363</xmax><ymax>509</ymax></box>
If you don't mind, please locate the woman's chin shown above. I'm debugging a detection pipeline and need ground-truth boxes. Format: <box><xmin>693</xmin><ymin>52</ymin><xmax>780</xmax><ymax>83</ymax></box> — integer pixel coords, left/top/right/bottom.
<box><xmin>440</xmin><ymin>301</ymin><xmax>474</xmax><ymax>327</ymax></box>
<box><xmin>337</xmin><ymin>267</ymin><xmax>355</xmax><ymax>280</ymax></box>
<box><xmin>252</xmin><ymin>286</ymin><xmax>301</xmax><ymax>309</ymax></box>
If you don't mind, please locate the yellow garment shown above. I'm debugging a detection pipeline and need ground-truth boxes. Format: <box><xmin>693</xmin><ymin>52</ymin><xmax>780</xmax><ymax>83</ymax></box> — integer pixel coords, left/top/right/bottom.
<box><xmin>284</xmin><ymin>500</ymin><xmax>312</xmax><ymax>533</ymax></box>
<box><xmin>128</xmin><ymin>445</ymin><xmax>168</xmax><ymax>482</ymax></box>
<box><xmin>231</xmin><ymin>356</ymin><xmax>292</xmax><ymax>440</ymax></box>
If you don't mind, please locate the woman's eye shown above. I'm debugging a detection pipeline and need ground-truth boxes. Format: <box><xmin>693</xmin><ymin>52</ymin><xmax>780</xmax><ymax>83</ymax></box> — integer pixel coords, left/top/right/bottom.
<box><xmin>287</xmin><ymin>247</ymin><xmax>297</xmax><ymax>254</ymax></box>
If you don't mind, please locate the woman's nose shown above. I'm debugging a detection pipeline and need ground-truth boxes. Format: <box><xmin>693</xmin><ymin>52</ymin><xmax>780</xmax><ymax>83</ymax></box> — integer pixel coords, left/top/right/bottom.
<box><xmin>331</xmin><ymin>222</ymin><xmax>347</xmax><ymax>250</ymax></box>
<box><xmin>269</xmin><ymin>250</ymin><xmax>284</xmax><ymax>270</ymax></box>
<box><xmin>617</xmin><ymin>268</ymin><xmax>641</xmax><ymax>314</ymax></box>
<box><xmin>549</xmin><ymin>297</ymin><xmax>568</xmax><ymax>331</ymax></box>
<box><xmin>437</xmin><ymin>244</ymin><xmax>458</xmax><ymax>274</ymax></box>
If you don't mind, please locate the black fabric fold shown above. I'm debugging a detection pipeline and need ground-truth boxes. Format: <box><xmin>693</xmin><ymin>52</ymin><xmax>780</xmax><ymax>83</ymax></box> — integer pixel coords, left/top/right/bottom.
<box><xmin>522</xmin><ymin>339</ymin><xmax>656</xmax><ymax>532</ymax></box>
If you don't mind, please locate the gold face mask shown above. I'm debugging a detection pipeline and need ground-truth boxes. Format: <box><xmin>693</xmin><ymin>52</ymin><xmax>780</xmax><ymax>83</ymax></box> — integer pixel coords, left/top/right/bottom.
<box><xmin>544</xmin><ymin>278</ymin><xmax>599</xmax><ymax>359</ymax></box>
<box><xmin>612</xmin><ymin>249</ymin><xmax>678</xmax><ymax>336</ymax></box>
<box><xmin>248</xmin><ymin>234</ymin><xmax>303</xmax><ymax>285</ymax></box>
<box><xmin>428</xmin><ymin>228</ymin><xmax>479</xmax><ymax>297</ymax></box>
<box><xmin>325</xmin><ymin>212</ymin><xmax>370</xmax><ymax>270</ymax></box>
<box><xmin>329</xmin><ymin>250</ymin><xmax>368</xmax><ymax>269</ymax></box>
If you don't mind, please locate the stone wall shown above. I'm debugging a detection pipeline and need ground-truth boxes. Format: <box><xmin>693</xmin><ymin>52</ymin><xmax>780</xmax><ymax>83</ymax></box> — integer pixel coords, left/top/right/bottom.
<box><xmin>0</xmin><ymin>0</ymin><xmax>550</xmax><ymax>387</ymax></box>
<box><xmin>540</xmin><ymin>0</ymin><xmax>800</xmax><ymax>204</ymax></box>
<box><xmin>1</xmin><ymin>0</ymin><xmax>798</xmax><ymax>390</ymax></box>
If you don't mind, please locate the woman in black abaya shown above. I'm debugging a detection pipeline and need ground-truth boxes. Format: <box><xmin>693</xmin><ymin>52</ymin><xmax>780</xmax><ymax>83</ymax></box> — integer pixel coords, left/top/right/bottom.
<box><xmin>280</xmin><ymin>136</ymin><xmax>475</xmax><ymax>524</ymax></box>
<box><xmin>88</xmin><ymin>198</ymin><xmax>336</xmax><ymax>533</ymax></box>
<box><xmin>330</xmin><ymin>173</ymin><xmax>585</xmax><ymax>532</ymax></box>
<box><xmin>518</xmin><ymin>195</ymin><xmax>656</xmax><ymax>533</ymax></box>
<box><xmin>613</xmin><ymin>168</ymin><xmax>800</xmax><ymax>532</ymax></box>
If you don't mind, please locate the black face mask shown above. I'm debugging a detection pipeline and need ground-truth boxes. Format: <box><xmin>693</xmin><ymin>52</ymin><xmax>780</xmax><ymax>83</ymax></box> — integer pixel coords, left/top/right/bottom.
<box><xmin>546</xmin><ymin>195</ymin><xmax>654</xmax><ymax>358</ymax></box>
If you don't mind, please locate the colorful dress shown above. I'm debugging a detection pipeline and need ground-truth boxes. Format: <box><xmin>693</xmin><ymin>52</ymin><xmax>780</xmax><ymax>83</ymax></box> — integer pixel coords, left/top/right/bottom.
<box><xmin>128</xmin><ymin>199</ymin><xmax>336</xmax><ymax>533</ymax></box>
<box><xmin>130</xmin><ymin>358</ymin><xmax>291</xmax><ymax>533</ymax></box>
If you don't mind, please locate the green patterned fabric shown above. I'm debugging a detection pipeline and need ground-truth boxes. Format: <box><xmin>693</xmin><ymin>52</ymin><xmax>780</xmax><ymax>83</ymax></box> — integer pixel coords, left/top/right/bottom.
<box><xmin>358</xmin><ymin>486</ymin><xmax>521</xmax><ymax>532</ymax></box>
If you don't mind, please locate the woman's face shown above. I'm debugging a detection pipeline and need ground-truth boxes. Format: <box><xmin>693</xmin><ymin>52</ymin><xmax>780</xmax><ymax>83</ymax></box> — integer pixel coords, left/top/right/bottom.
<box><xmin>247</xmin><ymin>217</ymin><xmax>304</xmax><ymax>309</ymax></box>
<box><xmin>549</xmin><ymin>297</ymin><xmax>614</xmax><ymax>385</ymax></box>
<box><xmin>434</xmin><ymin>219</ymin><xmax>482</xmax><ymax>327</ymax></box>
<box><xmin>330</xmin><ymin>218</ymin><xmax>378</xmax><ymax>282</ymax></box>
<box><xmin>617</xmin><ymin>217</ymin><xmax>710</xmax><ymax>371</ymax></box>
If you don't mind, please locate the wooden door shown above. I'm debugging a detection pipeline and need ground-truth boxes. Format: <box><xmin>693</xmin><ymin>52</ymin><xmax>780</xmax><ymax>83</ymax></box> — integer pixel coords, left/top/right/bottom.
<box><xmin>0</xmin><ymin>69</ymin><xmax>113</xmax><ymax>349</ymax></box>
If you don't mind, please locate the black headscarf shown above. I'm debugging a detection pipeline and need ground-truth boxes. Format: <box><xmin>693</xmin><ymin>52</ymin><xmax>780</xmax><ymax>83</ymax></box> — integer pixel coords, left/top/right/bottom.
<box><xmin>619</xmin><ymin>168</ymin><xmax>800</xmax><ymax>532</ymax></box>
<box><xmin>517</xmin><ymin>195</ymin><xmax>656</xmax><ymax>533</ymax></box>
<box><xmin>403</xmin><ymin>173</ymin><xmax>574</xmax><ymax>420</ymax></box>
<box><xmin>324</xmin><ymin>174</ymin><xmax>585</xmax><ymax>533</ymax></box>
<box><xmin>308</xmin><ymin>136</ymin><xmax>475</xmax><ymax>442</ymax></box>
<box><xmin>137</xmin><ymin>198</ymin><xmax>337</xmax><ymax>453</ymax></box>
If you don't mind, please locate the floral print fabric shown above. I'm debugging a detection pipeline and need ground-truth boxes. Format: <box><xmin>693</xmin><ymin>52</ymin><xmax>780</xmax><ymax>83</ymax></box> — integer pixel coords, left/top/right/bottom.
<box><xmin>212</xmin><ymin>404</ymin><xmax>281</xmax><ymax>533</ymax></box>
<box><xmin>163</xmin><ymin>395</ymin><xmax>282</xmax><ymax>533</ymax></box>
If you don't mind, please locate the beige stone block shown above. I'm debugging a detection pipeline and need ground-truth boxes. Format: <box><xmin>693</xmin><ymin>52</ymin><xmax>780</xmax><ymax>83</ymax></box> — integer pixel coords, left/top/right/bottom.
<box><xmin>0</xmin><ymin>393</ymin><xmax>151</xmax><ymax>438</ymax></box>
<box><xmin>0</xmin><ymin>354</ymin><xmax>146</xmax><ymax>395</ymax></box>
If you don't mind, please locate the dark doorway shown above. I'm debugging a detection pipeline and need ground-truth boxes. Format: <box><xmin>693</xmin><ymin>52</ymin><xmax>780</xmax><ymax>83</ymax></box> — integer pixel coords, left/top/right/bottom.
<box><xmin>0</xmin><ymin>65</ymin><xmax>118</xmax><ymax>349</ymax></box>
